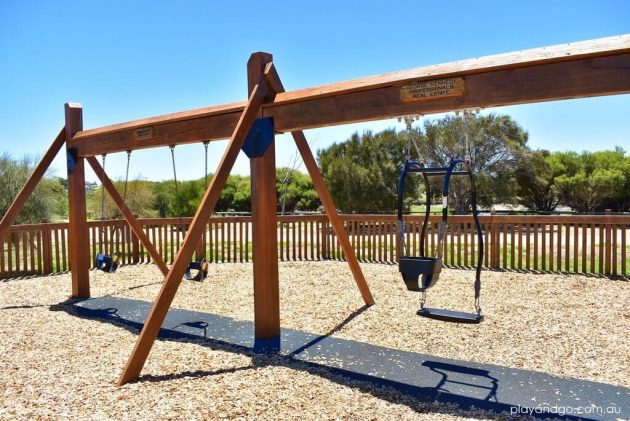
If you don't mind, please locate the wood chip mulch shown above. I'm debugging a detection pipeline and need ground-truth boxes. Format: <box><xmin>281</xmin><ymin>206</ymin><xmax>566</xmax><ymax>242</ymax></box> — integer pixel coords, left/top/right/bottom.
<box><xmin>1</xmin><ymin>261</ymin><xmax>628</xmax><ymax>419</ymax></box>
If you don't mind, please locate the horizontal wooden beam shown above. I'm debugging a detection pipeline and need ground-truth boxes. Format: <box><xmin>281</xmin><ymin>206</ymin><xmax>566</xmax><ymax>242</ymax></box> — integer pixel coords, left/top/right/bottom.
<box><xmin>269</xmin><ymin>52</ymin><xmax>630</xmax><ymax>132</ymax></box>
<box><xmin>70</xmin><ymin>35</ymin><xmax>630</xmax><ymax>157</ymax></box>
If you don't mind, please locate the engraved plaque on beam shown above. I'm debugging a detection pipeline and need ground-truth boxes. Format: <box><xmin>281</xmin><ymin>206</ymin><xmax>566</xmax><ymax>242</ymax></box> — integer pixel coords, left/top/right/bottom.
<box><xmin>400</xmin><ymin>77</ymin><xmax>466</xmax><ymax>102</ymax></box>
<box><xmin>134</xmin><ymin>126</ymin><xmax>154</xmax><ymax>140</ymax></box>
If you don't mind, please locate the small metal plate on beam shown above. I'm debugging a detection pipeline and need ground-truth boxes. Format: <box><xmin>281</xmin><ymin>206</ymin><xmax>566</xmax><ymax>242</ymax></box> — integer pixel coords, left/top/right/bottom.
<box><xmin>400</xmin><ymin>77</ymin><xmax>466</xmax><ymax>102</ymax></box>
<box><xmin>66</xmin><ymin>147</ymin><xmax>78</xmax><ymax>173</ymax></box>
<box><xmin>134</xmin><ymin>126</ymin><xmax>154</xmax><ymax>140</ymax></box>
<box><xmin>242</xmin><ymin>117</ymin><xmax>274</xmax><ymax>158</ymax></box>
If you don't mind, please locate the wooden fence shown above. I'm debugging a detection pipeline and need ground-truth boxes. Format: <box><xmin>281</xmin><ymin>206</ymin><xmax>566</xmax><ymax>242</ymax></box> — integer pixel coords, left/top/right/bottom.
<box><xmin>1</xmin><ymin>214</ymin><xmax>628</xmax><ymax>279</ymax></box>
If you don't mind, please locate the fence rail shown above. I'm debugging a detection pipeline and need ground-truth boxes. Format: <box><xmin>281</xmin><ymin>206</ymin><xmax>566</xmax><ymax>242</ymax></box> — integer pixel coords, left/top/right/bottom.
<box><xmin>1</xmin><ymin>214</ymin><xmax>628</xmax><ymax>279</ymax></box>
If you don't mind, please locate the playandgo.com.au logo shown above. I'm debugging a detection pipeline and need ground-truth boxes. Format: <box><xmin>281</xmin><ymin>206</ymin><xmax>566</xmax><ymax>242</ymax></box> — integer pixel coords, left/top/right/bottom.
<box><xmin>510</xmin><ymin>404</ymin><xmax>622</xmax><ymax>417</ymax></box>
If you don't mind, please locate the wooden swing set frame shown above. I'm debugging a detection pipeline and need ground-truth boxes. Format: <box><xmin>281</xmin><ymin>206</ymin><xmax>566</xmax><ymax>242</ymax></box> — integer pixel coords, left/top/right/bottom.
<box><xmin>0</xmin><ymin>35</ymin><xmax>629</xmax><ymax>386</ymax></box>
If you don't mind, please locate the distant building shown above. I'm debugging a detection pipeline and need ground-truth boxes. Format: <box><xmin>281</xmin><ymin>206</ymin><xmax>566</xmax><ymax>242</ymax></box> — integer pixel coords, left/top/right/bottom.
<box><xmin>85</xmin><ymin>181</ymin><xmax>98</xmax><ymax>192</ymax></box>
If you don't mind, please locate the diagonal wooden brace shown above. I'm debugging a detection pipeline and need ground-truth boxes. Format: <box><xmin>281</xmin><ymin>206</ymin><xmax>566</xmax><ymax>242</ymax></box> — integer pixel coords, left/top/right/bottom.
<box><xmin>117</xmin><ymin>73</ymin><xmax>271</xmax><ymax>386</ymax></box>
<box><xmin>0</xmin><ymin>128</ymin><xmax>65</xmax><ymax>240</ymax></box>
<box><xmin>264</xmin><ymin>63</ymin><xmax>374</xmax><ymax>305</ymax></box>
<box><xmin>292</xmin><ymin>131</ymin><xmax>374</xmax><ymax>305</ymax></box>
<box><xmin>86</xmin><ymin>156</ymin><xmax>169</xmax><ymax>276</ymax></box>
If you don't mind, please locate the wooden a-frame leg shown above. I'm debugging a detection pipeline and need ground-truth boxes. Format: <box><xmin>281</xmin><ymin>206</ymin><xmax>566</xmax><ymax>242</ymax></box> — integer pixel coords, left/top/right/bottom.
<box><xmin>292</xmin><ymin>131</ymin><xmax>374</xmax><ymax>305</ymax></box>
<box><xmin>262</xmin><ymin>63</ymin><xmax>374</xmax><ymax>305</ymax></box>
<box><xmin>0</xmin><ymin>128</ymin><xmax>65</xmax><ymax>242</ymax></box>
<box><xmin>117</xmin><ymin>75</ymin><xmax>270</xmax><ymax>386</ymax></box>
<box><xmin>87</xmin><ymin>156</ymin><xmax>169</xmax><ymax>276</ymax></box>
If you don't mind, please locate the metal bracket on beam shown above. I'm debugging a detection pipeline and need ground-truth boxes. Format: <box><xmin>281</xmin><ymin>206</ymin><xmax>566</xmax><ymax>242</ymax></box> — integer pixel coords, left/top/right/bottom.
<box><xmin>66</xmin><ymin>147</ymin><xmax>78</xmax><ymax>173</ymax></box>
<box><xmin>242</xmin><ymin>117</ymin><xmax>274</xmax><ymax>158</ymax></box>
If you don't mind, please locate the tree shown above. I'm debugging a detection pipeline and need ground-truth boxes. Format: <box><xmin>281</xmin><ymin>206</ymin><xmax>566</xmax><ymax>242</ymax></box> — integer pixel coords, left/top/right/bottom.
<box><xmin>0</xmin><ymin>152</ymin><xmax>66</xmax><ymax>223</ymax></box>
<box><xmin>153</xmin><ymin>186</ymin><xmax>170</xmax><ymax>218</ymax></box>
<box><xmin>275</xmin><ymin>169</ymin><xmax>320</xmax><ymax>213</ymax></box>
<box><xmin>216</xmin><ymin>175</ymin><xmax>251</xmax><ymax>212</ymax></box>
<box><xmin>414</xmin><ymin>113</ymin><xmax>529</xmax><ymax>213</ymax></box>
<box><xmin>89</xmin><ymin>180</ymin><xmax>158</xmax><ymax>219</ymax></box>
<box><xmin>277</xmin><ymin>150</ymin><xmax>302</xmax><ymax>214</ymax></box>
<box><xmin>171</xmin><ymin>179</ymin><xmax>204</xmax><ymax>217</ymax></box>
<box><xmin>554</xmin><ymin>148</ymin><xmax>629</xmax><ymax>212</ymax></box>
<box><xmin>318</xmin><ymin>129</ymin><xmax>419</xmax><ymax>213</ymax></box>
<box><xmin>516</xmin><ymin>150</ymin><xmax>562</xmax><ymax>212</ymax></box>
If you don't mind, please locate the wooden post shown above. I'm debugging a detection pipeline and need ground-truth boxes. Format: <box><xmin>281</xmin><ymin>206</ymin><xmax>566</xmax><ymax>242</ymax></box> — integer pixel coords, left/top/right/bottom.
<box><xmin>605</xmin><ymin>209</ymin><xmax>612</xmax><ymax>275</ymax></box>
<box><xmin>248</xmin><ymin>52</ymin><xmax>280</xmax><ymax>338</ymax></box>
<box><xmin>490</xmin><ymin>209</ymin><xmax>498</xmax><ymax>269</ymax></box>
<box><xmin>321</xmin><ymin>220</ymin><xmax>328</xmax><ymax>259</ymax></box>
<box><xmin>65</xmin><ymin>103</ymin><xmax>90</xmax><ymax>297</ymax></box>
<box><xmin>41</xmin><ymin>219</ymin><xmax>53</xmax><ymax>274</ymax></box>
<box><xmin>132</xmin><ymin>215</ymin><xmax>140</xmax><ymax>264</ymax></box>
<box><xmin>195</xmin><ymin>237</ymin><xmax>205</xmax><ymax>261</ymax></box>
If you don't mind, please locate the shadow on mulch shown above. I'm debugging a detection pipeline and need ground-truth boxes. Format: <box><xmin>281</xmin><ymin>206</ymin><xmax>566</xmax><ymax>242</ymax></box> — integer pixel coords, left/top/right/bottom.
<box><xmin>48</xmin><ymin>299</ymin><xmax>591</xmax><ymax>421</ymax></box>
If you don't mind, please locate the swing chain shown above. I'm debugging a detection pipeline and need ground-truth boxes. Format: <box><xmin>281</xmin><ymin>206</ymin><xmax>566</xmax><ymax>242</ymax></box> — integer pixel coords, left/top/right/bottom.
<box><xmin>99</xmin><ymin>154</ymin><xmax>107</xmax><ymax>238</ymax></box>
<box><xmin>398</xmin><ymin>115</ymin><xmax>421</xmax><ymax>161</ymax></box>
<box><xmin>170</xmin><ymin>145</ymin><xmax>178</xmax><ymax>198</ymax></box>
<box><xmin>203</xmin><ymin>141</ymin><xmax>209</xmax><ymax>188</ymax></box>
<box><xmin>457</xmin><ymin>108</ymin><xmax>480</xmax><ymax>163</ymax></box>
<box><xmin>100</xmin><ymin>154</ymin><xmax>106</xmax><ymax>222</ymax></box>
<box><xmin>123</xmin><ymin>150</ymin><xmax>131</xmax><ymax>202</ymax></box>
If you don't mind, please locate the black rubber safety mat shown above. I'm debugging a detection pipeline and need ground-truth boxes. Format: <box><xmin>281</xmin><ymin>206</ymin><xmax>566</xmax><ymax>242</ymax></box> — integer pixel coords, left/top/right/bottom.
<box><xmin>68</xmin><ymin>296</ymin><xmax>628</xmax><ymax>420</ymax></box>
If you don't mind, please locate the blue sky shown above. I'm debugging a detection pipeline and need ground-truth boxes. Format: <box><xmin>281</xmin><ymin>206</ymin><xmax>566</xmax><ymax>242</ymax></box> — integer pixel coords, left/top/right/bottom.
<box><xmin>0</xmin><ymin>0</ymin><xmax>628</xmax><ymax>182</ymax></box>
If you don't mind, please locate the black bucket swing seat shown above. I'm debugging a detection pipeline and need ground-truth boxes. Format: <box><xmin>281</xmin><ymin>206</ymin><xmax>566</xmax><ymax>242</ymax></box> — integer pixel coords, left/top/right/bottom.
<box><xmin>397</xmin><ymin>158</ymin><xmax>484</xmax><ymax>323</ymax></box>
<box><xmin>184</xmin><ymin>259</ymin><xmax>209</xmax><ymax>282</ymax></box>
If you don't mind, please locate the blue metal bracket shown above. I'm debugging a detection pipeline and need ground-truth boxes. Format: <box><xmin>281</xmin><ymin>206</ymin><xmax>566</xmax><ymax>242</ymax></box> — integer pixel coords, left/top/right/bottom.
<box><xmin>66</xmin><ymin>147</ymin><xmax>78</xmax><ymax>174</ymax></box>
<box><xmin>241</xmin><ymin>117</ymin><xmax>274</xmax><ymax>158</ymax></box>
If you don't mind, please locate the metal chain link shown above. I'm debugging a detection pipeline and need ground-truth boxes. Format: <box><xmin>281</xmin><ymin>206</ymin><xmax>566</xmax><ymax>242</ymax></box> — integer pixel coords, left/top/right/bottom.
<box><xmin>462</xmin><ymin>110</ymin><xmax>472</xmax><ymax>163</ymax></box>
<box><xmin>99</xmin><ymin>154</ymin><xmax>107</xmax><ymax>240</ymax></box>
<box><xmin>170</xmin><ymin>145</ymin><xmax>178</xmax><ymax>198</ymax></box>
<box><xmin>169</xmin><ymin>145</ymin><xmax>182</xmax><ymax>224</ymax></box>
<box><xmin>123</xmin><ymin>150</ymin><xmax>131</xmax><ymax>202</ymax></box>
<box><xmin>100</xmin><ymin>154</ymin><xmax>106</xmax><ymax>221</ymax></box>
<box><xmin>203</xmin><ymin>141</ymin><xmax>209</xmax><ymax>188</ymax></box>
<box><xmin>398</xmin><ymin>115</ymin><xmax>420</xmax><ymax>161</ymax></box>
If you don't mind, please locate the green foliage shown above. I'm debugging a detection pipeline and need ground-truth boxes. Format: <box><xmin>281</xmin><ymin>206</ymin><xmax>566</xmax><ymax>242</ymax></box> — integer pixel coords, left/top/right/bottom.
<box><xmin>0</xmin><ymin>153</ymin><xmax>66</xmax><ymax>223</ymax></box>
<box><xmin>318</xmin><ymin>114</ymin><xmax>528</xmax><ymax>214</ymax></box>
<box><xmin>318</xmin><ymin>129</ymin><xmax>416</xmax><ymax>213</ymax></box>
<box><xmin>88</xmin><ymin>180</ymin><xmax>158</xmax><ymax>219</ymax></box>
<box><xmin>516</xmin><ymin>150</ymin><xmax>562</xmax><ymax>211</ymax></box>
<box><xmin>553</xmin><ymin>147</ymin><xmax>629</xmax><ymax>212</ymax></box>
<box><xmin>414</xmin><ymin>113</ymin><xmax>529</xmax><ymax>213</ymax></box>
<box><xmin>217</xmin><ymin>175</ymin><xmax>251</xmax><ymax>212</ymax></box>
<box><xmin>150</xmin><ymin>179</ymin><xmax>205</xmax><ymax>218</ymax></box>
<box><xmin>276</xmin><ymin>168</ymin><xmax>320</xmax><ymax>213</ymax></box>
<box><xmin>145</xmin><ymin>171</ymin><xmax>318</xmax><ymax>216</ymax></box>
<box><xmin>153</xmin><ymin>184</ymin><xmax>170</xmax><ymax>218</ymax></box>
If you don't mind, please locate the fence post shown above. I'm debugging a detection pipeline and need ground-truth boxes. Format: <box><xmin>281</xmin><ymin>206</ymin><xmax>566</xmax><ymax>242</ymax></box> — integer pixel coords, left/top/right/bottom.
<box><xmin>490</xmin><ymin>209</ymin><xmax>499</xmax><ymax>269</ymax></box>
<box><xmin>131</xmin><ymin>215</ymin><xmax>140</xmax><ymax>264</ymax></box>
<box><xmin>41</xmin><ymin>218</ymin><xmax>53</xmax><ymax>274</ymax></box>
<box><xmin>605</xmin><ymin>209</ymin><xmax>612</xmax><ymax>275</ymax></box>
<box><xmin>322</xmin><ymin>219</ymin><xmax>329</xmax><ymax>259</ymax></box>
<box><xmin>196</xmin><ymin>235</ymin><xmax>206</xmax><ymax>261</ymax></box>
